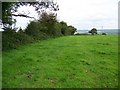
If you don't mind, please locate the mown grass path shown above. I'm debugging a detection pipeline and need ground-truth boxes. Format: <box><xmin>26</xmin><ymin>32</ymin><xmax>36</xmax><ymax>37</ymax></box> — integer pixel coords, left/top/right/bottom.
<box><xmin>3</xmin><ymin>35</ymin><xmax>118</xmax><ymax>88</ymax></box>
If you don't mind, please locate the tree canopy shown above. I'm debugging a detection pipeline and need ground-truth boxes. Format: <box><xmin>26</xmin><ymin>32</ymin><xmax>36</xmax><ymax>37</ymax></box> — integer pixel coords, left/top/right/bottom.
<box><xmin>88</xmin><ymin>28</ymin><xmax>97</xmax><ymax>35</ymax></box>
<box><xmin>2</xmin><ymin>0</ymin><xmax>77</xmax><ymax>51</ymax></box>
<box><xmin>1</xmin><ymin>0</ymin><xmax>59</xmax><ymax>30</ymax></box>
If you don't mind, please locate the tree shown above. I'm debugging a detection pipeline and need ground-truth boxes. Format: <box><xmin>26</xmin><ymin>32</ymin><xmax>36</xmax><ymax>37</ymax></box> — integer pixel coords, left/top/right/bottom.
<box><xmin>67</xmin><ymin>25</ymin><xmax>77</xmax><ymax>35</ymax></box>
<box><xmin>25</xmin><ymin>21</ymin><xmax>39</xmax><ymax>36</ymax></box>
<box><xmin>25</xmin><ymin>12</ymin><xmax>58</xmax><ymax>39</ymax></box>
<box><xmin>18</xmin><ymin>27</ymin><xmax>24</xmax><ymax>33</ymax></box>
<box><xmin>60</xmin><ymin>21</ymin><xmax>67</xmax><ymax>35</ymax></box>
<box><xmin>38</xmin><ymin>12</ymin><xmax>57</xmax><ymax>35</ymax></box>
<box><xmin>88</xmin><ymin>28</ymin><xmax>97</xmax><ymax>35</ymax></box>
<box><xmin>1</xmin><ymin>0</ymin><xmax>59</xmax><ymax>30</ymax></box>
<box><xmin>59</xmin><ymin>21</ymin><xmax>77</xmax><ymax>35</ymax></box>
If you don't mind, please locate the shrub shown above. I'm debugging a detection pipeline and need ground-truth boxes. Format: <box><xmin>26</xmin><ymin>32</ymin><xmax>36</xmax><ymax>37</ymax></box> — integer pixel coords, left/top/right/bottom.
<box><xmin>2</xmin><ymin>13</ymin><xmax>77</xmax><ymax>51</ymax></box>
<box><xmin>25</xmin><ymin>21</ymin><xmax>50</xmax><ymax>40</ymax></box>
<box><xmin>102</xmin><ymin>33</ymin><xmax>107</xmax><ymax>35</ymax></box>
<box><xmin>2</xmin><ymin>29</ymin><xmax>33</xmax><ymax>50</ymax></box>
<box><xmin>74</xmin><ymin>33</ymin><xmax>81</xmax><ymax>35</ymax></box>
<box><xmin>88</xmin><ymin>28</ymin><xmax>97</xmax><ymax>35</ymax></box>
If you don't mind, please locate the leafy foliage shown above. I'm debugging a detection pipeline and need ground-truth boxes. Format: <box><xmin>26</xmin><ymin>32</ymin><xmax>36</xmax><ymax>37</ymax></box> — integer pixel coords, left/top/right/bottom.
<box><xmin>25</xmin><ymin>12</ymin><xmax>76</xmax><ymax>37</ymax></box>
<box><xmin>2</xmin><ymin>0</ymin><xmax>59</xmax><ymax>29</ymax></box>
<box><xmin>60</xmin><ymin>21</ymin><xmax>67</xmax><ymax>35</ymax></box>
<box><xmin>2</xmin><ymin>28</ymin><xmax>33</xmax><ymax>50</ymax></box>
<box><xmin>38</xmin><ymin>12</ymin><xmax>57</xmax><ymax>36</ymax></box>
<box><xmin>2</xmin><ymin>2</ymin><xmax>16</xmax><ymax>29</ymax></box>
<box><xmin>2</xmin><ymin>12</ymin><xmax>77</xmax><ymax>51</ymax></box>
<box><xmin>2</xmin><ymin>1</ymin><xmax>76</xmax><ymax>51</ymax></box>
<box><xmin>88</xmin><ymin>28</ymin><xmax>97</xmax><ymax>35</ymax></box>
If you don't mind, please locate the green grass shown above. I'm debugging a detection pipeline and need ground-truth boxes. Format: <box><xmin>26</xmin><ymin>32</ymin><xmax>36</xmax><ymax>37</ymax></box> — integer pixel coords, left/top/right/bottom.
<box><xmin>2</xmin><ymin>35</ymin><xmax>118</xmax><ymax>88</ymax></box>
<box><xmin>0</xmin><ymin>52</ymin><xmax>2</xmax><ymax>89</ymax></box>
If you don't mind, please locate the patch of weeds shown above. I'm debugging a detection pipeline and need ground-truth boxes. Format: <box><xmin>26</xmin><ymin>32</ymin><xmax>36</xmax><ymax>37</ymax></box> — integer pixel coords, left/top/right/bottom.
<box><xmin>60</xmin><ymin>78</ymin><xmax>66</xmax><ymax>82</ymax></box>
<box><xmin>25</xmin><ymin>57</ymin><xmax>33</xmax><ymax>61</ymax></box>
<box><xmin>99</xmin><ymin>61</ymin><xmax>106</xmax><ymax>64</ymax></box>
<box><xmin>97</xmin><ymin>42</ymin><xmax>111</xmax><ymax>46</ymax></box>
<box><xmin>25</xmin><ymin>71</ymin><xmax>33</xmax><ymax>80</ymax></box>
<box><xmin>36</xmin><ymin>59</ymin><xmax>40</xmax><ymax>62</ymax></box>
<box><xmin>17</xmin><ymin>70</ymin><xmax>23</xmax><ymax>75</ymax></box>
<box><xmin>90</xmin><ymin>49</ymin><xmax>107</xmax><ymax>55</ymax></box>
<box><xmin>89</xmin><ymin>68</ymin><xmax>95</xmax><ymax>73</ymax></box>
<box><xmin>102</xmin><ymin>43</ymin><xmax>111</xmax><ymax>45</ymax></box>
<box><xmin>89</xmin><ymin>49</ymin><xmax>97</xmax><ymax>53</ymax></box>
<box><xmin>67</xmin><ymin>73</ymin><xmax>76</xmax><ymax>79</ymax></box>
<box><xmin>80</xmin><ymin>59</ymin><xmax>91</xmax><ymax>65</ymax></box>
<box><xmin>76</xmin><ymin>53</ymin><xmax>83</xmax><ymax>56</ymax></box>
<box><xmin>57</xmin><ymin>68</ymin><xmax>63</xmax><ymax>71</ymax></box>
<box><xmin>22</xmin><ymin>55</ymin><xmax>26</xmax><ymax>58</ymax></box>
<box><xmin>47</xmin><ymin>77</ymin><xmax>58</xmax><ymax>84</ymax></box>
<box><xmin>98</xmin><ymin>51</ymin><xmax>106</xmax><ymax>55</ymax></box>
<box><xmin>71</xmin><ymin>66</ymin><xmax>76</xmax><ymax>70</ymax></box>
<box><xmin>23</xmin><ymin>53</ymin><xmax>27</xmax><ymax>58</ymax></box>
<box><xmin>35</xmin><ymin>68</ymin><xmax>39</xmax><ymax>71</ymax></box>
<box><xmin>34</xmin><ymin>79</ymin><xmax>37</xmax><ymax>82</ymax></box>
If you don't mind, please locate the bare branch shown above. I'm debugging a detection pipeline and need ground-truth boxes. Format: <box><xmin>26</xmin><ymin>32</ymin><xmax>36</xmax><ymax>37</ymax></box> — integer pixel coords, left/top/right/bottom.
<box><xmin>12</xmin><ymin>13</ymin><xmax>35</xmax><ymax>19</ymax></box>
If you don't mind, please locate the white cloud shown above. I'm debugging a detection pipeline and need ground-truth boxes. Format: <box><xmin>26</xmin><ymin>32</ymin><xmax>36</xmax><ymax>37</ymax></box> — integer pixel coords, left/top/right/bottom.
<box><xmin>57</xmin><ymin>0</ymin><xmax>119</xmax><ymax>30</ymax></box>
<box><xmin>14</xmin><ymin>0</ymin><xmax>119</xmax><ymax>30</ymax></box>
<box><xmin>13</xmin><ymin>5</ymin><xmax>38</xmax><ymax>29</ymax></box>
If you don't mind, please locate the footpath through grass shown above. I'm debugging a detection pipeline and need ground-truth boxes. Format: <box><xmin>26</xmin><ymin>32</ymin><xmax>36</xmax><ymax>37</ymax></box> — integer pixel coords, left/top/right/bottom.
<box><xmin>2</xmin><ymin>35</ymin><xmax>118</xmax><ymax>88</ymax></box>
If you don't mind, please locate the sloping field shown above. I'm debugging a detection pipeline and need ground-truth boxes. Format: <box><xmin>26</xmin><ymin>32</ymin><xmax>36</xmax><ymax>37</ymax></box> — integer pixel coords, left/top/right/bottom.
<box><xmin>2</xmin><ymin>35</ymin><xmax>118</xmax><ymax>88</ymax></box>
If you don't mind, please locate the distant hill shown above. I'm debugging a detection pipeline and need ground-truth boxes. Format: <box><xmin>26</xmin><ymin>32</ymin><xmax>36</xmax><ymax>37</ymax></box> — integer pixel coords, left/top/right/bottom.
<box><xmin>77</xmin><ymin>29</ymin><xmax>118</xmax><ymax>34</ymax></box>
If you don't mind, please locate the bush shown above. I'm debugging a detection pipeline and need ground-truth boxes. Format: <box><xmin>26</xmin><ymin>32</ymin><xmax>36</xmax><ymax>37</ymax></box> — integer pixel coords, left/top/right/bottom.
<box><xmin>2</xmin><ymin>29</ymin><xmax>18</xmax><ymax>50</ymax></box>
<box><xmin>88</xmin><ymin>28</ymin><xmax>97</xmax><ymax>35</ymax></box>
<box><xmin>102</xmin><ymin>33</ymin><xmax>107</xmax><ymax>35</ymax></box>
<box><xmin>2</xmin><ymin>13</ymin><xmax>77</xmax><ymax>51</ymax></box>
<box><xmin>25</xmin><ymin>21</ymin><xmax>50</xmax><ymax>40</ymax></box>
<box><xmin>2</xmin><ymin>29</ymin><xmax>33</xmax><ymax>50</ymax></box>
<box><xmin>74</xmin><ymin>33</ymin><xmax>81</xmax><ymax>35</ymax></box>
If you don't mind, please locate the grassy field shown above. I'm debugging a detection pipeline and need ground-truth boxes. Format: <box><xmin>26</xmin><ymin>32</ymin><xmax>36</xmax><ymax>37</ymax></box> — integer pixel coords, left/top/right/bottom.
<box><xmin>2</xmin><ymin>35</ymin><xmax>118</xmax><ymax>88</ymax></box>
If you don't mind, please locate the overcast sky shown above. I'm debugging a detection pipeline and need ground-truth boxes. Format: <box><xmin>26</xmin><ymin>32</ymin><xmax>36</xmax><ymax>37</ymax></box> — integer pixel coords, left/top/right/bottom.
<box><xmin>14</xmin><ymin>0</ymin><xmax>119</xmax><ymax>30</ymax></box>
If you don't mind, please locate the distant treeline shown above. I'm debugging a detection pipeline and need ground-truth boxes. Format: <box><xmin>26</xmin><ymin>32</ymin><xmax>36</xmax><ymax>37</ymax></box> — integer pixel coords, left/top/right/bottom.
<box><xmin>2</xmin><ymin>12</ymin><xmax>77</xmax><ymax>51</ymax></box>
